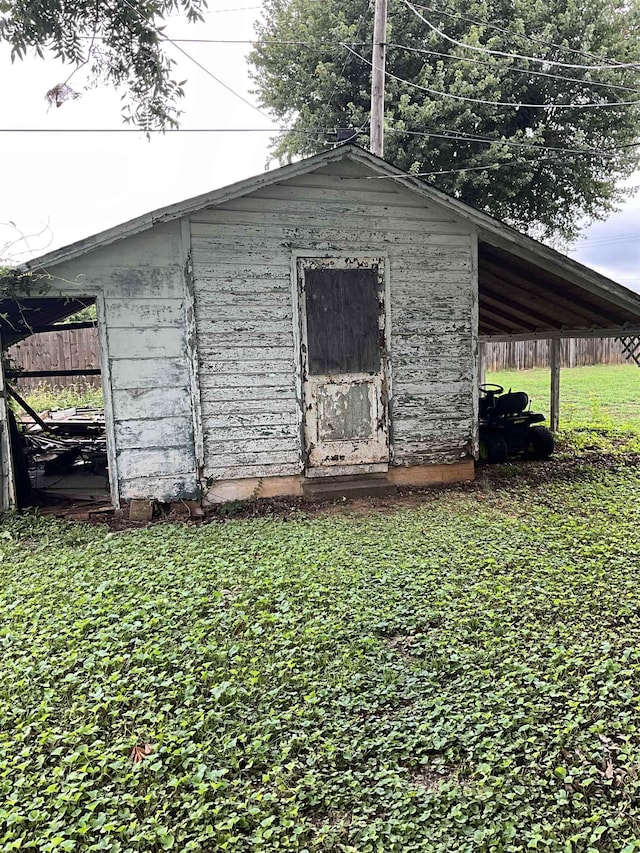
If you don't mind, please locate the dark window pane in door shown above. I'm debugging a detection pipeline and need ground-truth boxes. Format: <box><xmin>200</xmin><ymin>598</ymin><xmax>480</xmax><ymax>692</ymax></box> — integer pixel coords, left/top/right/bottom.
<box><xmin>305</xmin><ymin>268</ymin><xmax>380</xmax><ymax>375</ymax></box>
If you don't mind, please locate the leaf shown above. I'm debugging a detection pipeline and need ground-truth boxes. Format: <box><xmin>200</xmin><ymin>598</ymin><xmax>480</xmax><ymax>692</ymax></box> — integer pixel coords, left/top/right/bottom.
<box><xmin>130</xmin><ymin>743</ymin><xmax>153</xmax><ymax>764</ymax></box>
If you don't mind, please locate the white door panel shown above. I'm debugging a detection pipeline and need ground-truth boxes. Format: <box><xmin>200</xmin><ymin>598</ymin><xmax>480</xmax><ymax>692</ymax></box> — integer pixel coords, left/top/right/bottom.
<box><xmin>298</xmin><ymin>258</ymin><xmax>389</xmax><ymax>475</ymax></box>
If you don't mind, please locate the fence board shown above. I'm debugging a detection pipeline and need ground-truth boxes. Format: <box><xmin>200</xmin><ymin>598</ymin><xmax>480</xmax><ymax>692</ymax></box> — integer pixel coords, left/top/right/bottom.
<box><xmin>7</xmin><ymin>327</ymin><xmax>101</xmax><ymax>391</ymax></box>
<box><xmin>485</xmin><ymin>337</ymin><xmax>627</xmax><ymax>371</ymax></box>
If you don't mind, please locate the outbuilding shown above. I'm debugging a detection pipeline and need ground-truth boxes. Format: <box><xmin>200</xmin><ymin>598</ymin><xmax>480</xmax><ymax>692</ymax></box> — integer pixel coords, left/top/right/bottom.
<box><xmin>2</xmin><ymin>144</ymin><xmax>640</xmax><ymax>511</ymax></box>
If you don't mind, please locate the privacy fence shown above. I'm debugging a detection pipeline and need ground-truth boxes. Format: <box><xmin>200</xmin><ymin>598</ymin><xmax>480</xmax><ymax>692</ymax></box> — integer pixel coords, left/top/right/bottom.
<box><xmin>8</xmin><ymin>326</ymin><xmax>101</xmax><ymax>391</ymax></box>
<box><xmin>485</xmin><ymin>337</ymin><xmax>627</xmax><ymax>372</ymax></box>
<box><xmin>6</xmin><ymin>327</ymin><xmax>629</xmax><ymax>391</ymax></box>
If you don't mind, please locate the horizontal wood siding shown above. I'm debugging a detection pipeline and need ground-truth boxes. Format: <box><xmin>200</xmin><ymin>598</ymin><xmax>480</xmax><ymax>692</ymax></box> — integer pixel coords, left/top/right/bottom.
<box><xmin>191</xmin><ymin>159</ymin><xmax>476</xmax><ymax>482</ymax></box>
<box><xmin>46</xmin><ymin>223</ymin><xmax>198</xmax><ymax>501</ymax></box>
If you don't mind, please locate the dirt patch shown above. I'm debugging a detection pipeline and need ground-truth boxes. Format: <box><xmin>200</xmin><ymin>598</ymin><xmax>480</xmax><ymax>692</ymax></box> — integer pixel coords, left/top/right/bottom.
<box><xmin>411</xmin><ymin>765</ymin><xmax>465</xmax><ymax>792</ymax></box>
<box><xmin>386</xmin><ymin>633</ymin><xmax>420</xmax><ymax>660</ymax></box>
<box><xmin>23</xmin><ymin>448</ymin><xmax>640</xmax><ymax>528</ymax></box>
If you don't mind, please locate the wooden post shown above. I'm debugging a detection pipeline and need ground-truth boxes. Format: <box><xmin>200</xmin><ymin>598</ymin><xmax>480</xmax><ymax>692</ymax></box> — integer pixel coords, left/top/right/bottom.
<box><xmin>478</xmin><ymin>341</ymin><xmax>487</xmax><ymax>387</ymax></box>
<box><xmin>0</xmin><ymin>332</ymin><xmax>17</xmax><ymax>511</ymax></box>
<box><xmin>550</xmin><ymin>337</ymin><xmax>561</xmax><ymax>432</ymax></box>
<box><xmin>370</xmin><ymin>0</ymin><xmax>387</xmax><ymax>157</ymax></box>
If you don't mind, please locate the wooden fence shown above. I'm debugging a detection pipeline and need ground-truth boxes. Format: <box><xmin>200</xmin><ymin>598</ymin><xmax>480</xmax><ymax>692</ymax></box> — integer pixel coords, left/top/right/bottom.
<box><xmin>8</xmin><ymin>326</ymin><xmax>101</xmax><ymax>391</ymax></box>
<box><xmin>485</xmin><ymin>337</ymin><xmax>627</xmax><ymax>372</ymax></box>
<box><xmin>5</xmin><ymin>327</ymin><xmax>630</xmax><ymax>391</ymax></box>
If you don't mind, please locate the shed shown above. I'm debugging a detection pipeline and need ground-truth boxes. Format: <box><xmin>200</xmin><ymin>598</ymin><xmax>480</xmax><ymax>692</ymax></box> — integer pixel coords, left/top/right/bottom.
<box><xmin>2</xmin><ymin>144</ymin><xmax>640</xmax><ymax>510</ymax></box>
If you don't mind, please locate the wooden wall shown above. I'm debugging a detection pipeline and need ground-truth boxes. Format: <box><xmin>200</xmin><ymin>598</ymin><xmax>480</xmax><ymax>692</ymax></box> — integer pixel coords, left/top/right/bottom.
<box><xmin>33</xmin><ymin>222</ymin><xmax>199</xmax><ymax>504</ymax></box>
<box><xmin>190</xmin><ymin>157</ymin><xmax>477</xmax><ymax>497</ymax></box>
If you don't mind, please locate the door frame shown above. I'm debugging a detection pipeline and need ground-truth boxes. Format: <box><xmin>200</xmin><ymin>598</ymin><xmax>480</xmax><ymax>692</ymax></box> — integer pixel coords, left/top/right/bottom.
<box><xmin>291</xmin><ymin>251</ymin><xmax>392</xmax><ymax>477</ymax></box>
<box><xmin>0</xmin><ymin>331</ymin><xmax>16</xmax><ymax>511</ymax></box>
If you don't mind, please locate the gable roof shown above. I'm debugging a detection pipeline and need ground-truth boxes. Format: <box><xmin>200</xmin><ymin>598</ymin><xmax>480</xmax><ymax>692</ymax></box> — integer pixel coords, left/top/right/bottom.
<box><xmin>13</xmin><ymin>144</ymin><xmax>640</xmax><ymax>341</ymax></box>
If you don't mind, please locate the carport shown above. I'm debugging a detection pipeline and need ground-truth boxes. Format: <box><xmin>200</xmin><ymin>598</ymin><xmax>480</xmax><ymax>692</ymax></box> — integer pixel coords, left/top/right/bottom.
<box><xmin>0</xmin><ymin>294</ymin><xmax>104</xmax><ymax>510</ymax></box>
<box><xmin>476</xmin><ymin>234</ymin><xmax>640</xmax><ymax>430</ymax></box>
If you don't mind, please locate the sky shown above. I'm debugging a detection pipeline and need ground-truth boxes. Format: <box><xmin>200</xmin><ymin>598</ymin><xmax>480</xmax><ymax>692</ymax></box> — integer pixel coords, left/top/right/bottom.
<box><xmin>0</xmin><ymin>0</ymin><xmax>638</xmax><ymax>292</ymax></box>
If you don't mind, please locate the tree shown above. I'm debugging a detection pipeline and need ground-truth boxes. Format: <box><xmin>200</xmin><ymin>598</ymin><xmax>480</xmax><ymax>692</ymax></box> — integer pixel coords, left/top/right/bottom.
<box><xmin>250</xmin><ymin>0</ymin><xmax>640</xmax><ymax>239</ymax></box>
<box><xmin>0</xmin><ymin>0</ymin><xmax>207</xmax><ymax>129</ymax></box>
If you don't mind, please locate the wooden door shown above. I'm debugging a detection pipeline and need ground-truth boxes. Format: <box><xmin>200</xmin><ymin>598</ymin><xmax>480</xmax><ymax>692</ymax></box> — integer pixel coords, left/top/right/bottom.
<box><xmin>0</xmin><ymin>334</ymin><xmax>16</xmax><ymax>511</ymax></box>
<box><xmin>298</xmin><ymin>258</ymin><xmax>389</xmax><ymax>476</ymax></box>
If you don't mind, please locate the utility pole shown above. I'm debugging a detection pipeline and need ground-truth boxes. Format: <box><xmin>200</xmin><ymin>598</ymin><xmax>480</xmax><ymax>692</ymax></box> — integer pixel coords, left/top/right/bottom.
<box><xmin>370</xmin><ymin>0</ymin><xmax>388</xmax><ymax>157</ymax></box>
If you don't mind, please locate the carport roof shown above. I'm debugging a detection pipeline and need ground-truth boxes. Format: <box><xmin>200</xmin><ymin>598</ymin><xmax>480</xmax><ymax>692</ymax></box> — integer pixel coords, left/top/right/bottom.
<box><xmin>478</xmin><ymin>240</ymin><xmax>640</xmax><ymax>341</ymax></box>
<box><xmin>4</xmin><ymin>144</ymin><xmax>640</xmax><ymax>345</ymax></box>
<box><xmin>0</xmin><ymin>297</ymin><xmax>94</xmax><ymax>348</ymax></box>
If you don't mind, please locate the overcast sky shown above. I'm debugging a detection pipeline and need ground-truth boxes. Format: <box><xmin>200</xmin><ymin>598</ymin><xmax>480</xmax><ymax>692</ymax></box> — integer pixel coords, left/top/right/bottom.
<box><xmin>0</xmin><ymin>0</ymin><xmax>638</xmax><ymax>292</ymax></box>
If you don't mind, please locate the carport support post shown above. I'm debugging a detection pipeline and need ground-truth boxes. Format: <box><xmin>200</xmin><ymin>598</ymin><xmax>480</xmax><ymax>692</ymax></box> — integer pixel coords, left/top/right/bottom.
<box><xmin>550</xmin><ymin>337</ymin><xmax>561</xmax><ymax>432</ymax></box>
<box><xmin>478</xmin><ymin>341</ymin><xmax>487</xmax><ymax>387</ymax></box>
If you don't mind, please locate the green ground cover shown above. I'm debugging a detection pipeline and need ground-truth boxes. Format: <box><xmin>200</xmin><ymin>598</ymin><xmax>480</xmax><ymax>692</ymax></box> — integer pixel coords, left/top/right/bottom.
<box><xmin>488</xmin><ymin>364</ymin><xmax>640</xmax><ymax>432</ymax></box>
<box><xmin>2</xmin><ymin>452</ymin><xmax>640</xmax><ymax>851</ymax></box>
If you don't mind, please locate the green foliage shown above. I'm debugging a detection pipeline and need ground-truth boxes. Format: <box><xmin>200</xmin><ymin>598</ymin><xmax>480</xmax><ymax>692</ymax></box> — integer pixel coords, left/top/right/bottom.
<box><xmin>250</xmin><ymin>0</ymin><xmax>640</xmax><ymax>239</ymax></box>
<box><xmin>0</xmin><ymin>267</ymin><xmax>50</xmax><ymax>301</ymax></box>
<box><xmin>58</xmin><ymin>304</ymin><xmax>98</xmax><ymax>324</ymax></box>
<box><xmin>19</xmin><ymin>382</ymin><xmax>104</xmax><ymax>413</ymax></box>
<box><xmin>0</xmin><ymin>0</ymin><xmax>208</xmax><ymax>130</ymax></box>
<box><xmin>3</xmin><ymin>457</ymin><xmax>640</xmax><ymax>848</ymax></box>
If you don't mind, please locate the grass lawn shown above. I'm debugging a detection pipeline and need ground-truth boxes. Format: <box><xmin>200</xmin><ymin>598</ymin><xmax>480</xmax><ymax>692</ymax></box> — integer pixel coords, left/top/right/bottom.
<box><xmin>488</xmin><ymin>364</ymin><xmax>640</xmax><ymax>432</ymax></box>
<box><xmin>2</xmin><ymin>450</ymin><xmax>640</xmax><ymax>851</ymax></box>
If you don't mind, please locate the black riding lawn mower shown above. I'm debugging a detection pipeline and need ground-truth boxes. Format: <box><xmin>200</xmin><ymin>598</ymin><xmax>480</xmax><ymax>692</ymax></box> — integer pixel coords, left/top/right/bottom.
<box><xmin>478</xmin><ymin>384</ymin><xmax>555</xmax><ymax>464</ymax></box>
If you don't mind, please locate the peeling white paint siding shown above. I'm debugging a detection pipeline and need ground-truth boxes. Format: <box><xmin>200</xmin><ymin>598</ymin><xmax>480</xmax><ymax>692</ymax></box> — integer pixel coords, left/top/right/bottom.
<box><xmin>45</xmin><ymin>222</ymin><xmax>198</xmax><ymax>502</ymax></box>
<box><xmin>190</xmin><ymin>159</ymin><xmax>476</xmax><ymax>486</ymax></box>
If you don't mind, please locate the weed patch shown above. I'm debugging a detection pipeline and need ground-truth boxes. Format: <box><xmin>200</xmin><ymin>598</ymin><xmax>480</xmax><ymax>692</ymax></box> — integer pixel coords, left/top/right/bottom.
<box><xmin>2</xmin><ymin>462</ymin><xmax>640</xmax><ymax>850</ymax></box>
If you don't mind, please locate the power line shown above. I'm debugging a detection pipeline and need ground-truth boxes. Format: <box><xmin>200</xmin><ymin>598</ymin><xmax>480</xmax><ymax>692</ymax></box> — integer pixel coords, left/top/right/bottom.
<box><xmin>75</xmin><ymin>34</ymin><xmax>640</xmax><ymax>95</ymax></box>
<box><xmin>402</xmin><ymin>0</ymin><xmax>640</xmax><ymax>72</ymax></box>
<box><xmin>573</xmin><ymin>232</ymin><xmax>640</xmax><ymax>246</ymax></box>
<box><xmin>312</xmin><ymin>5</ymin><xmax>372</xmax><ymax>143</ymax></box>
<box><xmin>388</xmin><ymin>126</ymin><xmax>639</xmax><ymax>155</ymax></box>
<box><xmin>120</xmin><ymin>0</ymin><xmax>272</xmax><ymax>121</ymax></box>
<box><xmin>78</xmin><ymin>34</ymin><xmax>640</xmax><ymax>95</ymax></box>
<box><xmin>166</xmin><ymin>5</ymin><xmax>262</xmax><ymax>17</ymax></box>
<box><xmin>2</xmin><ymin>125</ymin><xmax>637</xmax><ymax>159</ymax></box>
<box><xmin>345</xmin><ymin>44</ymin><xmax>640</xmax><ymax>109</ymax></box>
<box><xmin>407</xmin><ymin>0</ymin><xmax>640</xmax><ymax>71</ymax></box>
<box><xmin>72</xmin><ymin>33</ymin><xmax>640</xmax><ymax>94</ymax></box>
<box><xmin>1</xmin><ymin>125</ymin><xmax>636</xmax><ymax>151</ymax></box>
<box><xmin>363</xmin><ymin>159</ymin><xmax>567</xmax><ymax>179</ymax></box>
<box><xmin>0</xmin><ymin>127</ymin><xmax>307</xmax><ymax>133</ymax></box>
<box><xmin>388</xmin><ymin>44</ymin><xmax>640</xmax><ymax>95</ymax></box>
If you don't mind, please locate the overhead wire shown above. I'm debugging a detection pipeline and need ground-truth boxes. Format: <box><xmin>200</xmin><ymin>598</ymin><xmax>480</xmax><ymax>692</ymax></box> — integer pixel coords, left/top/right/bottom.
<box><xmin>361</xmin><ymin>159</ymin><xmax>574</xmax><ymax>179</ymax></box>
<box><xmin>310</xmin><ymin>4</ymin><xmax>372</xmax><ymax>143</ymax></box>
<box><xmin>389</xmin><ymin>44</ymin><xmax>640</xmax><ymax>95</ymax></box>
<box><xmin>120</xmin><ymin>0</ymin><xmax>274</xmax><ymax>122</ymax></box>
<box><xmin>406</xmin><ymin>0</ymin><xmax>640</xmax><ymax>70</ymax></box>
<box><xmin>344</xmin><ymin>44</ymin><xmax>640</xmax><ymax>109</ymax></box>
<box><xmin>1</xmin><ymin>125</ymin><xmax>636</xmax><ymax>150</ymax></box>
<box><xmin>76</xmin><ymin>35</ymin><xmax>640</xmax><ymax>94</ymax></box>
<box><xmin>388</xmin><ymin>126</ymin><xmax>640</xmax><ymax>155</ymax></box>
<box><xmin>402</xmin><ymin>0</ymin><xmax>640</xmax><ymax>71</ymax></box>
<box><xmin>2</xmin><ymin>126</ymin><xmax>637</xmax><ymax>159</ymax></box>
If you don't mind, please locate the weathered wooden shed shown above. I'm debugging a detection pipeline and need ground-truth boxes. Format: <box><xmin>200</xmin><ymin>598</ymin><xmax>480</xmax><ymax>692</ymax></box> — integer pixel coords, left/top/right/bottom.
<box><xmin>2</xmin><ymin>144</ymin><xmax>640</xmax><ymax>510</ymax></box>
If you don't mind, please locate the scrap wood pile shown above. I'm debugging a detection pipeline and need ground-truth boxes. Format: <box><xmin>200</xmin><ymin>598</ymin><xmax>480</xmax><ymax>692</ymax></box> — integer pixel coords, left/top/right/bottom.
<box><xmin>17</xmin><ymin>405</ymin><xmax>108</xmax><ymax>478</ymax></box>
